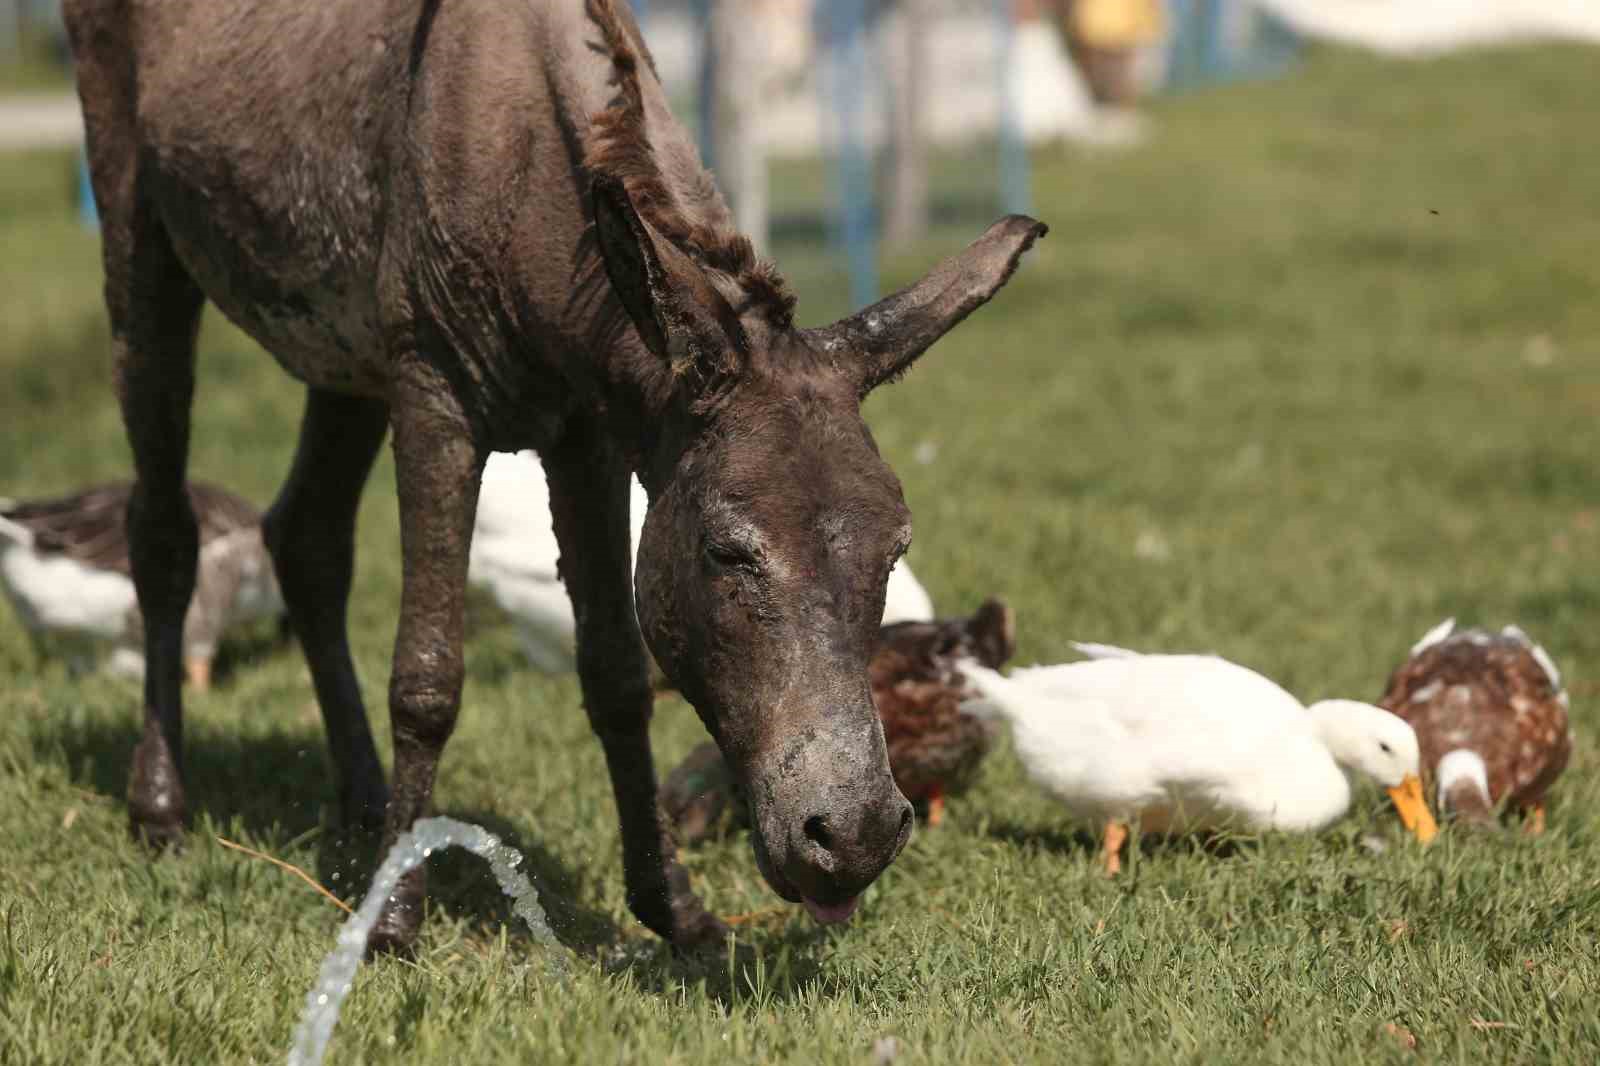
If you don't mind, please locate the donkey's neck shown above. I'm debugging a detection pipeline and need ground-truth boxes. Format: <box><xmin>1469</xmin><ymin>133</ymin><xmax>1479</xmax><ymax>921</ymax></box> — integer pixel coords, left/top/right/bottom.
<box><xmin>551</xmin><ymin>0</ymin><xmax>793</xmax><ymax>483</ymax></box>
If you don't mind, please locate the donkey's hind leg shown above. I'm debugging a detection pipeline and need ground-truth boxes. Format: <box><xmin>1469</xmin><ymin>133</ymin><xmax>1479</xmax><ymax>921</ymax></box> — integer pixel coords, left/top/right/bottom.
<box><xmin>262</xmin><ymin>389</ymin><xmax>391</xmax><ymax>830</ymax></box>
<box><xmin>72</xmin><ymin>0</ymin><xmax>204</xmax><ymax>848</ymax></box>
<box><xmin>106</xmin><ymin>207</ymin><xmax>206</xmax><ymax>848</ymax></box>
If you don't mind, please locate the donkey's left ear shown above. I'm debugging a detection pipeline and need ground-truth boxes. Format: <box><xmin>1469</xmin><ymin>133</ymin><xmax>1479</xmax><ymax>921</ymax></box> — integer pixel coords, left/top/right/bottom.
<box><xmin>804</xmin><ymin>215</ymin><xmax>1047</xmax><ymax>395</ymax></box>
<box><xmin>592</xmin><ymin>173</ymin><xmax>749</xmax><ymax>386</ymax></box>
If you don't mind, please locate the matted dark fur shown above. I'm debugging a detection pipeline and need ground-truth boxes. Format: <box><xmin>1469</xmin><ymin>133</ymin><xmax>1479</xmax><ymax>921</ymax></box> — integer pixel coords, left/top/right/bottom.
<box><xmin>66</xmin><ymin>0</ymin><xmax>1044</xmax><ymax>956</ymax></box>
<box><xmin>662</xmin><ymin>599</ymin><xmax>1018</xmax><ymax>844</ymax></box>
<box><xmin>584</xmin><ymin>0</ymin><xmax>794</xmax><ymax>331</ymax></box>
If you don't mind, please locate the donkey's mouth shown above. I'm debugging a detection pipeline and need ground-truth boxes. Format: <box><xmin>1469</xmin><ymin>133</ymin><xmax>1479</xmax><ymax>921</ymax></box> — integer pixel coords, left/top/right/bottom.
<box><xmin>801</xmin><ymin>895</ymin><xmax>860</xmax><ymax>924</ymax></box>
<box><xmin>751</xmin><ymin>824</ymin><xmax>863</xmax><ymax>924</ymax></box>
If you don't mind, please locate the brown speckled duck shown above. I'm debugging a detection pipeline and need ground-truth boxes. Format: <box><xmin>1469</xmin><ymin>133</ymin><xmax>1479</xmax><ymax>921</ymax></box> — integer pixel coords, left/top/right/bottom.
<box><xmin>0</xmin><ymin>481</ymin><xmax>283</xmax><ymax>689</ymax></box>
<box><xmin>661</xmin><ymin>598</ymin><xmax>1016</xmax><ymax>844</ymax></box>
<box><xmin>1378</xmin><ymin>618</ymin><xmax>1573</xmax><ymax>833</ymax></box>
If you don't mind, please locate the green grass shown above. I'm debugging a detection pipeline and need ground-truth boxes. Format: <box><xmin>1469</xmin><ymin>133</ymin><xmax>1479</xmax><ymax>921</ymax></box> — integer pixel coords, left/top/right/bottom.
<box><xmin>4</xmin><ymin>43</ymin><xmax>1600</xmax><ymax>1064</ymax></box>
<box><xmin>0</xmin><ymin>27</ymin><xmax>73</xmax><ymax>94</ymax></box>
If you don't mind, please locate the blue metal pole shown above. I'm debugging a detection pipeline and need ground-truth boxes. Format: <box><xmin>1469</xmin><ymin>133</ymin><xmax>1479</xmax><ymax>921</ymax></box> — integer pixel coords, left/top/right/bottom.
<box><xmin>823</xmin><ymin>0</ymin><xmax>877</xmax><ymax>309</ymax></box>
<box><xmin>692</xmin><ymin>0</ymin><xmax>716</xmax><ymax>173</ymax></box>
<box><xmin>996</xmin><ymin>0</ymin><xmax>1029</xmax><ymax>217</ymax></box>
<box><xmin>78</xmin><ymin>146</ymin><xmax>98</xmax><ymax>229</ymax></box>
<box><xmin>1198</xmin><ymin>0</ymin><xmax>1225</xmax><ymax>81</ymax></box>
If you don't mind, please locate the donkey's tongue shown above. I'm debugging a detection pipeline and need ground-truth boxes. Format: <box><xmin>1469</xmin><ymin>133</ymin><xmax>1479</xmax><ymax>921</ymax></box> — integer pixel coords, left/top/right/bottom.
<box><xmin>801</xmin><ymin>895</ymin><xmax>860</xmax><ymax>925</ymax></box>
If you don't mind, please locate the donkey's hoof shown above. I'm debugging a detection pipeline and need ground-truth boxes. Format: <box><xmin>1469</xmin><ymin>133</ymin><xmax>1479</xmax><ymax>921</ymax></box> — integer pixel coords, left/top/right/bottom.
<box><xmin>364</xmin><ymin>870</ymin><xmax>425</xmax><ymax>960</ymax></box>
<box><xmin>128</xmin><ymin>733</ymin><xmax>187</xmax><ymax>850</ymax></box>
<box><xmin>129</xmin><ymin>812</ymin><xmax>187</xmax><ymax>852</ymax></box>
<box><xmin>669</xmin><ymin>897</ymin><xmax>732</xmax><ymax>955</ymax></box>
<box><xmin>363</xmin><ymin>920</ymin><xmax>421</xmax><ymax>961</ymax></box>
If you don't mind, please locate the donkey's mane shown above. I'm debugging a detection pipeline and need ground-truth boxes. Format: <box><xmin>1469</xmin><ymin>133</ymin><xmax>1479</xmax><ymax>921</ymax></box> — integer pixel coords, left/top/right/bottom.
<box><xmin>584</xmin><ymin>0</ymin><xmax>796</xmax><ymax>329</ymax></box>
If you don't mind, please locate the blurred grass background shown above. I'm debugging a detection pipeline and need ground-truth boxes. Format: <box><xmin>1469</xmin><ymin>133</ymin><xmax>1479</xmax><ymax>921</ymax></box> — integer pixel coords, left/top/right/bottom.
<box><xmin>2</xmin><ymin>43</ymin><xmax>1599</xmax><ymax>1065</ymax></box>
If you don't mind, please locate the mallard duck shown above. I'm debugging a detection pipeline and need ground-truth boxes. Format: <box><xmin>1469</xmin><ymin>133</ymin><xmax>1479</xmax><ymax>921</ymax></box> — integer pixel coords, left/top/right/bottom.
<box><xmin>471</xmin><ymin>450</ymin><xmax>935</xmax><ymax>672</ymax></box>
<box><xmin>872</xmin><ymin>597</ymin><xmax>1014</xmax><ymax>825</ymax></box>
<box><xmin>660</xmin><ymin>598</ymin><xmax>1016</xmax><ymax>845</ymax></box>
<box><xmin>958</xmin><ymin>642</ymin><xmax>1439</xmax><ymax>875</ymax></box>
<box><xmin>0</xmin><ymin>481</ymin><xmax>282</xmax><ymax>689</ymax></box>
<box><xmin>1378</xmin><ymin>618</ymin><xmax>1573</xmax><ymax>833</ymax></box>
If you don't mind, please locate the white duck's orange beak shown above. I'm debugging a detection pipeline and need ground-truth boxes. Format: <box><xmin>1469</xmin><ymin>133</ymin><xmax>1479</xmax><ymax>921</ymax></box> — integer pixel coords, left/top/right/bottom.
<box><xmin>1387</xmin><ymin>773</ymin><xmax>1438</xmax><ymax>844</ymax></box>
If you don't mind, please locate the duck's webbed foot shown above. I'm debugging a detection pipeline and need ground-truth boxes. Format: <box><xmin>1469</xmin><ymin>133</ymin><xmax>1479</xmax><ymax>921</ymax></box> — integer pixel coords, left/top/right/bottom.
<box><xmin>1102</xmin><ymin>818</ymin><xmax>1128</xmax><ymax>876</ymax></box>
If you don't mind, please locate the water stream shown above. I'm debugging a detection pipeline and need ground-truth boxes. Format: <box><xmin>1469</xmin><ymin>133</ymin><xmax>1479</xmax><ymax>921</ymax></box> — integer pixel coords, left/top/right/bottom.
<box><xmin>286</xmin><ymin>816</ymin><xmax>565</xmax><ymax>1066</ymax></box>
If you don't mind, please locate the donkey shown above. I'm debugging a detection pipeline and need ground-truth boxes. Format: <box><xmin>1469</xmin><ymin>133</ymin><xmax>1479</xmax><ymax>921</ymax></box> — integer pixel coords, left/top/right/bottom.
<box><xmin>65</xmin><ymin>0</ymin><xmax>1045</xmax><ymax>953</ymax></box>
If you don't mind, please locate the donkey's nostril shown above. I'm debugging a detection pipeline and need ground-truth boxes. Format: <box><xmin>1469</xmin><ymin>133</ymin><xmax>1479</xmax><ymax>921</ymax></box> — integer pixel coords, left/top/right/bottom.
<box><xmin>803</xmin><ymin>814</ymin><xmax>834</xmax><ymax>851</ymax></box>
<box><xmin>899</xmin><ymin>806</ymin><xmax>913</xmax><ymax>835</ymax></box>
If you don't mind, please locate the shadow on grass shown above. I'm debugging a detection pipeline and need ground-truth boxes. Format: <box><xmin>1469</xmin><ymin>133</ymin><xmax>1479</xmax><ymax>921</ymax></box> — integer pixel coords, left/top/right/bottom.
<box><xmin>421</xmin><ymin>806</ymin><xmax>621</xmax><ymax>955</ymax></box>
<box><xmin>425</xmin><ymin>808</ymin><xmax>847</xmax><ymax>1008</ymax></box>
<box><xmin>982</xmin><ymin>818</ymin><xmax>1259</xmax><ymax>866</ymax></box>
<box><xmin>34</xmin><ymin>712</ymin><xmax>331</xmax><ymax>845</ymax></box>
<box><xmin>601</xmin><ymin>921</ymin><xmax>842</xmax><ymax>1011</ymax></box>
<box><xmin>31</xmin><ymin>697</ymin><xmax>846</xmax><ymax>1008</ymax></box>
<box><xmin>208</xmin><ymin>616</ymin><xmax>297</xmax><ymax>687</ymax></box>
<box><xmin>982</xmin><ymin>818</ymin><xmax>1100</xmax><ymax>859</ymax></box>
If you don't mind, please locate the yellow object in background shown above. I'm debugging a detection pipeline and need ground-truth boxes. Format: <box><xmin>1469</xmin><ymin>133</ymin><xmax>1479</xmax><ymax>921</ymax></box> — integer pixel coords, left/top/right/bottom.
<box><xmin>1071</xmin><ymin>0</ymin><xmax>1166</xmax><ymax>49</ymax></box>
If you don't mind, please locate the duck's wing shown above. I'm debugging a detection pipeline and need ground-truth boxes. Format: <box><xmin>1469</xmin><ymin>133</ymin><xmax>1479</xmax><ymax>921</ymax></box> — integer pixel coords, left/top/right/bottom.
<box><xmin>187</xmin><ymin>482</ymin><xmax>264</xmax><ymax>541</ymax></box>
<box><xmin>878</xmin><ymin>672</ymin><xmax>994</xmax><ymax>800</ymax></box>
<box><xmin>1</xmin><ymin>481</ymin><xmax>263</xmax><ymax>576</ymax></box>
<box><xmin>873</xmin><ymin>598</ymin><xmax>1016</xmax><ymax>675</ymax></box>
<box><xmin>1491</xmin><ymin>628</ymin><xmax>1572</xmax><ymax>809</ymax></box>
<box><xmin>871</xmin><ymin>626</ymin><xmax>1003</xmax><ymax>800</ymax></box>
<box><xmin>0</xmin><ymin>483</ymin><xmax>136</xmax><ymax>572</ymax></box>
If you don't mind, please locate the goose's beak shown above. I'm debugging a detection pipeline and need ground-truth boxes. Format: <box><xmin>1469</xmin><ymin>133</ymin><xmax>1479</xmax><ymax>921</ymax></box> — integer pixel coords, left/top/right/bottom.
<box><xmin>1387</xmin><ymin>774</ymin><xmax>1438</xmax><ymax>844</ymax></box>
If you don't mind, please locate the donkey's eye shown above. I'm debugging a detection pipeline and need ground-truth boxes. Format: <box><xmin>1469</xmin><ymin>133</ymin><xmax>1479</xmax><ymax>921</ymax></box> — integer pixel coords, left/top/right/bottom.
<box><xmin>705</xmin><ymin>540</ymin><xmax>758</xmax><ymax>571</ymax></box>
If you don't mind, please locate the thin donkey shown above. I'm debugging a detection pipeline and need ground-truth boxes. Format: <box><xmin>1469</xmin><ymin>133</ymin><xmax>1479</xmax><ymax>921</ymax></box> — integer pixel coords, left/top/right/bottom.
<box><xmin>65</xmin><ymin>0</ymin><xmax>1045</xmax><ymax>954</ymax></box>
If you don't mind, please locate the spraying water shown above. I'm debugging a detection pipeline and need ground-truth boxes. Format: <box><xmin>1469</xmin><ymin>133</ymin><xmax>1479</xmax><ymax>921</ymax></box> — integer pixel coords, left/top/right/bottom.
<box><xmin>286</xmin><ymin>816</ymin><xmax>566</xmax><ymax>1066</ymax></box>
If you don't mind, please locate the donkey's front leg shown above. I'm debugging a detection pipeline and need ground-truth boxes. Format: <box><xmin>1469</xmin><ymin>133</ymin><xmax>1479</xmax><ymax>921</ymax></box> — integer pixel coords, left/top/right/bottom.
<box><xmin>545</xmin><ymin>437</ymin><xmax>728</xmax><ymax>952</ymax></box>
<box><xmin>364</xmin><ymin>368</ymin><xmax>484</xmax><ymax>957</ymax></box>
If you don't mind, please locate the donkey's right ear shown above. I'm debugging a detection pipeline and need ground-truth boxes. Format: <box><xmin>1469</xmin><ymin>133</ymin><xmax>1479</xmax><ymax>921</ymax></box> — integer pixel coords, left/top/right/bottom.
<box><xmin>592</xmin><ymin>174</ymin><xmax>748</xmax><ymax>383</ymax></box>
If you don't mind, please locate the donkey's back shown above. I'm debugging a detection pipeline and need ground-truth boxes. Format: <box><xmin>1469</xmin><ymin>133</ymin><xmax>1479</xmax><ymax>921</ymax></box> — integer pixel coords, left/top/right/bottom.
<box><xmin>69</xmin><ymin>0</ymin><xmax>597</xmax><ymax>397</ymax></box>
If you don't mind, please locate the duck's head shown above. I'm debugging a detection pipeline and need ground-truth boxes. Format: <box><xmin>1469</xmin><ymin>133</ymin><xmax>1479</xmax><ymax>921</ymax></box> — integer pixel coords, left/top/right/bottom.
<box><xmin>1308</xmin><ymin>700</ymin><xmax>1438</xmax><ymax>844</ymax></box>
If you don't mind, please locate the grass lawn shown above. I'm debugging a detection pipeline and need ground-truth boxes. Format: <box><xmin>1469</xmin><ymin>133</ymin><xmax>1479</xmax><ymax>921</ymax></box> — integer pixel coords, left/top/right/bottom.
<box><xmin>3</xmin><ymin>43</ymin><xmax>1600</xmax><ymax>1065</ymax></box>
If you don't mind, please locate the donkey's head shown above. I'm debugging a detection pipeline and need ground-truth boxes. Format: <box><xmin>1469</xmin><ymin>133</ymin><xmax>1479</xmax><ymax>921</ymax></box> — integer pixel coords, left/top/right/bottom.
<box><xmin>594</xmin><ymin>176</ymin><xmax>1044</xmax><ymax>922</ymax></box>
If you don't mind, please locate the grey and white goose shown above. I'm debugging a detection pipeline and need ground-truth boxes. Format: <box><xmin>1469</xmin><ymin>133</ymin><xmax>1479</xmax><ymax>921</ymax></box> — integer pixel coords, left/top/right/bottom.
<box><xmin>0</xmin><ymin>481</ymin><xmax>283</xmax><ymax>689</ymax></box>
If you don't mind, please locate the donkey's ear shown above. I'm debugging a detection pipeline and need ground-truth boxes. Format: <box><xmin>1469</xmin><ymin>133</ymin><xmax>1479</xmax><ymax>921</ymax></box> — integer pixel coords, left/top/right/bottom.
<box><xmin>804</xmin><ymin>215</ymin><xmax>1047</xmax><ymax>395</ymax></box>
<box><xmin>592</xmin><ymin>174</ymin><xmax>748</xmax><ymax>384</ymax></box>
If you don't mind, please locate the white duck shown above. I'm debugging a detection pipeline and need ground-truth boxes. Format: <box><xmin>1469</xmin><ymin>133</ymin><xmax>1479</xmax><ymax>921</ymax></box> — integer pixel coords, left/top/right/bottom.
<box><xmin>469</xmin><ymin>450</ymin><xmax>936</xmax><ymax>672</ymax></box>
<box><xmin>468</xmin><ymin>450</ymin><xmax>647</xmax><ymax>673</ymax></box>
<box><xmin>0</xmin><ymin>481</ymin><xmax>282</xmax><ymax>689</ymax></box>
<box><xmin>959</xmin><ymin>641</ymin><xmax>1438</xmax><ymax>874</ymax></box>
